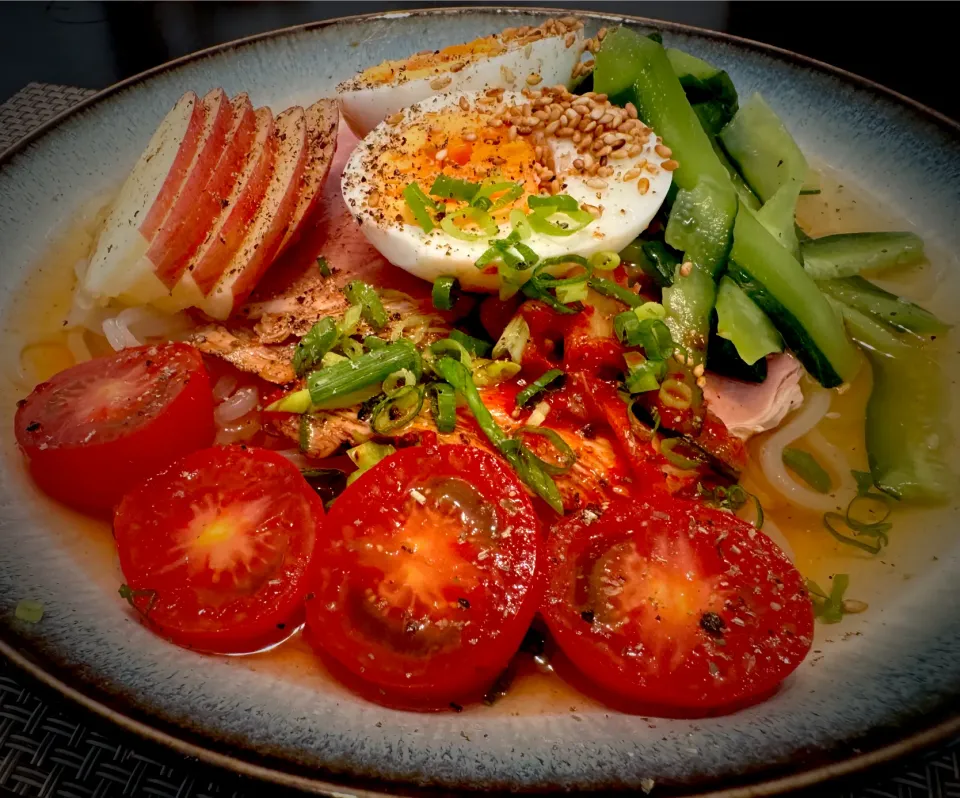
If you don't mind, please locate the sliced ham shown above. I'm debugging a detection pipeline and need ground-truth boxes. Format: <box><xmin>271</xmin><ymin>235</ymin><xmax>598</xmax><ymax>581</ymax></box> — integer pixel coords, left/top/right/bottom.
<box><xmin>704</xmin><ymin>353</ymin><xmax>804</xmax><ymax>440</ymax></box>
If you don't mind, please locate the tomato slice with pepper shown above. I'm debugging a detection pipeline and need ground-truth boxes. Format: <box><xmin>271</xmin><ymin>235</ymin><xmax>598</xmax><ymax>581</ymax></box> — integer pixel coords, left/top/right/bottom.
<box><xmin>542</xmin><ymin>495</ymin><xmax>813</xmax><ymax>713</ymax></box>
<box><xmin>14</xmin><ymin>343</ymin><xmax>214</xmax><ymax>513</ymax></box>
<box><xmin>113</xmin><ymin>445</ymin><xmax>325</xmax><ymax>654</ymax></box>
<box><xmin>305</xmin><ymin>444</ymin><xmax>543</xmax><ymax>708</ymax></box>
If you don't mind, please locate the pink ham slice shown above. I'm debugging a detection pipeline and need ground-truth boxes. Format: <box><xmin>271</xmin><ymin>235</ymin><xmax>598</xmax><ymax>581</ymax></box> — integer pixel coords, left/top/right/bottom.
<box><xmin>704</xmin><ymin>353</ymin><xmax>805</xmax><ymax>439</ymax></box>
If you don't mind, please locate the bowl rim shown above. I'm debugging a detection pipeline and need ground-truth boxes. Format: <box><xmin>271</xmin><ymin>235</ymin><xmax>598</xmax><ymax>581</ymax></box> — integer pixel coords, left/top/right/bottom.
<box><xmin>2</xmin><ymin>6</ymin><xmax>959</xmax><ymax>796</ymax></box>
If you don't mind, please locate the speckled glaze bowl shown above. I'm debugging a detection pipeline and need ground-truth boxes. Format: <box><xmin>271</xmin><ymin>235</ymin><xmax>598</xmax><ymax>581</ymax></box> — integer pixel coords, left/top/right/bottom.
<box><xmin>2</xmin><ymin>8</ymin><xmax>960</xmax><ymax>796</ymax></box>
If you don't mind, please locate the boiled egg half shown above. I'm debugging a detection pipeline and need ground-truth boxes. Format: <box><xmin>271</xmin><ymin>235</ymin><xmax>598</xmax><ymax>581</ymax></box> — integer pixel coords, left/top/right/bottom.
<box><xmin>337</xmin><ymin>18</ymin><xmax>585</xmax><ymax>138</ymax></box>
<box><xmin>342</xmin><ymin>86</ymin><xmax>674</xmax><ymax>292</ymax></box>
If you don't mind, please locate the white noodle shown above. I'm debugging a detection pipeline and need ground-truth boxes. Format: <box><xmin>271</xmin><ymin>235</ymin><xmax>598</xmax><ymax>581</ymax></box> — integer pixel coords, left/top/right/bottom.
<box><xmin>102</xmin><ymin>316</ymin><xmax>141</xmax><ymax>351</ymax></box>
<box><xmin>66</xmin><ymin>329</ymin><xmax>92</xmax><ymax>363</ymax></box>
<box><xmin>215</xmin><ymin>413</ymin><xmax>261</xmax><ymax>445</ymax></box>
<box><xmin>214</xmin><ymin>386</ymin><xmax>259</xmax><ymax>424</ymax></box>
<box><xmin>116</xmin><ymin>306</ymin><xmax>191</xmax><ymax>339</ymax></box>
<box><xmin>759</xmin><ymin>389</ymin><xmax>850</xmax><ymax>512</ymax></box>
<box><xmin>212</xmin><ymin>375</ymin><xmax>239</xmax><ymax>401</ymax></box>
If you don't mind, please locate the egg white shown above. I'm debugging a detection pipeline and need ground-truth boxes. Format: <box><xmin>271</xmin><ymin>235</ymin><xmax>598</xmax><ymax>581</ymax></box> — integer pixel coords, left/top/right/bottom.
<box><xmin>341</xmin><ymin>90</ymin><xmax>673</xmax><ymax>292</ymax></box>
<box><xmin>337</xmin><ymin>28</ymin><xmax>584</xmax><ymax>138</ymax></box>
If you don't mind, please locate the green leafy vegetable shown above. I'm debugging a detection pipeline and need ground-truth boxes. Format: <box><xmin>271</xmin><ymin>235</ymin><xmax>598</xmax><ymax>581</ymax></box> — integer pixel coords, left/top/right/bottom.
<box><xmin>292</xmin><ymin>317</ymin><xmax>338</xmax><ymax>377</ymax></box>
<box><xmin>516</xmin><ymin>368</ymin><xmax>564</xmax><ymax>407</ymax></box>
<box><xmin>449</xmin><ymin>329</ymin><xmax>492</xmax><ymax>358</ymax></box>
<box><xmin>432</xmin><ymin>275</ymin><xmax>460</xmax><ymax>311</ymax></box>
<box><xmin>806</xmin><ymin>574</ymin><xmax>851</xmax><ymax>624</ymax></box>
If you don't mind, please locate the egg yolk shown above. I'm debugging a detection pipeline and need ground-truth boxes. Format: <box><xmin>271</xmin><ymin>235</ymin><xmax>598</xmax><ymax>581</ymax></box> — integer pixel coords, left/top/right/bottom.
<box><xmin>360</xmin><ymin>36</ymin><xmax>507</xmax><ymax>85</ymax></box>
<box><xmin>375</xmin><ymin>108</ymin><xmax>542</xmax><ymax>229</ymax></box>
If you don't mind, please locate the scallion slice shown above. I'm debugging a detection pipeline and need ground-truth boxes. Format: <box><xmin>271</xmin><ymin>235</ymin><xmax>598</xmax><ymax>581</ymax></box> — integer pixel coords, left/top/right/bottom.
<box><xmin>634</xmin><ymin>301</ymin><xmax>666</xmax><ymax>322</ymax></box>
<box><xmin>430</xmin><ymin>174</ymin><xmax>480</xmax><ymax>202</ymax></box>
<box><xmin>364</xmin><ymin>336</ymin><xmax>387</xmax><ymax>350</ymax></box>
<box><xmin>450</xmin><ymin>329</ymin><xmax>492</xmax><ymax>357</ymax></box>
<box><xmin>433</xmin><ymin>356</ymin><xmax>563</xmax><ymax>512</ymax></box>
<box><xmin>492</xmin><ymin>315</ymin><xmax>530</xmax><ymax>363</ymax></box>
<box><xmin>516</xmin><ymin>368</ymin><xmax>564</xmax><ymax>407</ymax></box>
<box><xmin>659</xmin><ymin>437</ymin><xmax>705</xmax><ymax>470</ymax></box>
<box><xmin>428</xmin><ymin>337</ymin><xmax>473</xmax><ymax>367</ymax></box>
<box><xmin>370</xmin><ymin>384</ymin><xmax>426</xmax><ymax>434</ymax></box>
<box><xmin>346</xmin><ymin>441</ymin><xmax>397</xmax><ymax>485</ymax></box>
<box><xmin>338</xmin><ymin>304</ymin><xmax>363</xmax><ymax>338</ymax></box>
<box><xmin>343</xmin><ymin>280</ymin><xmax>388</xmax><ymax>330</ymax></box>
<box><xmin>474</xmin><ymin>181</ymin><xmax>523</xmax><ymax>211</ymax></box>
<box><xmin>625</xmin><ymin>358</ymin><xmax>666</xmax><ymax>393</ymax></box>
<box><xmin>528</xmin><ymin>194</ymin><xmax>580</xmax><ymax>212</ymax></box>
<box><xmin>659</xmin><ymin>377</ymin><xmax>694</xmax><ymax>410</ymax></box>
<box><xmin>614</xmin><ymin>311</ymin><xmax>642</xmax><ymax>346</ymax></box>
<box><xmin>527</xmin><ymin>207</ymin><xmax>595</xmax><ymax>237</ymax></box>
<box><xmin>339</xmin><ymin>337</ymin><xmax>364</xmax><ymax>360</ymax></box>
<box><xmin>382</xmin><ymin>368</ymin><xmax>417</xmax><ymax>396</ymax></box>
<box><xmin>403</xmin><ymin>182</ymin><xmax>438</xmax><ymax>232</ymax></box>
<box><xmin>588</xmin><ymin>276</ymin><xmax>644</xmax><ymax>307</ymax></box>
<box><xmin>636</xmin><ymin>318</ymin><xmax>674</xmax><ymax>361</ymax></box>
<box><xmin>556</xmin><ymin>281</ymin><xmax>588</xmax><ymax>304</ymax></box>
<box><xmin>266</xmin><ymin>388</ymin><xmax>313</xmax><ymax>414</ymax></box>
<box><xmin>432</xmin><ymin>275</ymin><xmax>460</xmax><ymax>311</ymax></box>
<box><xmin>428</xmin><ymin>382</ymin><xmax>457</xmax><ymax>433</ymax></box>
<box><xmin>292</xmin><ymin>317</ymin><xmax>337</xmax><ymax>377</ymax></box>
<box><xmin>472</xmin><ymin>359</ymin><xmax>521</xmax><ymax>386</ymax></box>
<box><xmin>514</xmin><ymin>425</ymin><xmax>577</xmax><ymax>475</ymax></box>
<box><xmin>307</xmin><ymin>340</ymin><xmax>420</xmax><ymax>406</ymax></box>
<box><xmin>589</xmin><ymin>251</ymin><xmax>621</xmax><ymax>271</ymax></box>
<box><xmin>510</xmin><ymin>208</ymin><xmax>533</xmax><ymax>239</ymax></box>
<box><xmin>441</xmin><ymin>206</ymin><xmax>499</xmax><ymax>241</ymax></box>
<box><xmin>316</xmin><ymin>256</ymin><xmax>332</xmax><ymax>277</ymax></box>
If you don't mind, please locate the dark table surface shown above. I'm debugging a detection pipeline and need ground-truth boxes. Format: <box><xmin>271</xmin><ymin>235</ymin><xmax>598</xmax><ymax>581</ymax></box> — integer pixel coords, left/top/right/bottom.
<box><xmin>1</xmin><ymin>2</ymin><xmax>959</xmax><ymax>796</ymax></box>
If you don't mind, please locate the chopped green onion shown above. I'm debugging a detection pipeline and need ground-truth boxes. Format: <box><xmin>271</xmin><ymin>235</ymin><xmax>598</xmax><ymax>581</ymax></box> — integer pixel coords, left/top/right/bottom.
<box><xmin>338</xmin><ymin>304</ymin><xmax>363</xmax><ymax>338</ymax></box>
<box><xmin>316</xmin><ymin>256</ymin><xmax>332</xmax><ymax>277</ymax></box>
<box><xmin>528</xmin><ymin>194</ymin><xmax>580</xmax><ymax>211</ymax></box>
<box><xmin>321</xmin><ymin>351</ymin><xmax>348</xmax><ymax>369</ymax></box>
<box><xmin>441</xmin><ymin>206</ymin><xmax>499</xmax><ymax>241</ymax></box>
<box><xmin>851</xmin><ymin>469</ymin><xmax>875</xmax><ymax>496</ymax></box>
<box><xmin>782</xmin><ymin>448</ymin><xmax>832</xmax><ymax>494</ymax></box>
<box><xmin>403</xmin><ymin>182</ymin><xmax>438</xmax><ymax>232</ymax></box>
<box><xmin>364</xmin><ymin>335</ymin><xmax>387</xmax><ymax>350</ymax></box>
<box><xmin>474</xmin><ymin>181</ymin><xmax>523</xmax><ymax>211</ymax></box>
<box><xmin>292</xmin><ymin>318</ymin><xmax>337</xmax><ymax>377</ymax></box>
<box><xmin>847</xmin><ymin>494</ymin><xmax>892</xmax><ymax>530</ymax></box>
<box><xmin>15</xmin><ymin>599</ymin><xmax>44</xmax><ymax>623</ymax></box>
<box><xmin>430</xmin><ymin>174</ymin><xmax>480</xmax><ymax>202</ymax></box>
<box><xmin>514</xmin><ymin>425</ymin><xmax>577</xmax><ymax>475</ymax></box>
<box><xmin>636</xmin><ymin>318</ymin><xmax>674</xmax><ymax>361</ymax></box>
<box><xmin>432</xmin><ymin>275</ymin><xmax>460</xmax><ymax>311</ymax></box>
<box><xmin>659</xmin><ymin>377</ymin><xmax>694</xmax><ymax>410</ymax></box>
<box><xmin>498</xmin><ymin>260</ymin><xmax>534</xmax><ymax>300</ymax></box>
<box><xmin>492</xmin><ymin>315</ymin><xmax>530</xmax><ymax>363</ymax></box>
<box><xmin>266</xmin><ymin>388</ymin><xmax>313</xmax><ymax>414</ymax></box>
<box><xmin>347</xmin><ymin>441</ymin><xmax>397</xmax><ymax>484</ymax></box>
<box><xmin>822</xmin><ymin>512</ymin><xmax>886</xmax><ymax>554</ymax></box>
<box><xmin>371</xmin><ymin>384</ymin><xmax>426</xmax><ymax>434</ymax></box>
<box><xmin>450</xmin><ymin>329</ymin><xmax>492</xmax><ymax>358</ymax></box>
<box><xmin>634</xmin><ymin>301</ymin><xmax>667</xmax><ymax>322</ymax></box>
<box><xmin>626</xmin><ymin>358</ymin><xmax>666</xmax><ymax>393</ymax></box>
<box><xmin>589</xmin><ymin>251</ymin><xmax>621</xmax><ymax>271</ymax></box>
<box><xmin>299</xmin><ymin>414</ymin><xmax>313</xmax><ymax>452</ymax></box>
<box><xmin>516</xmin><ymin>369</ymin><xmax>564</xmax><ymax>407</ymax></box>
<box><xmin>428</xmin><ymin>382</ymin><xmax>457</xmax><ymax>433</ymax></box>
<box><xmin>588</xmin><ymin>276</ymin><xmax>644</xmax><ymax>307</ymax></box>
<box><xmin>659</xmin><ymin>437</ymin><xmax>705</xmax><ymax>470</ymax></box>
<box><xmin>428</xmin><ymin>337</ymin><xmax>473</xmax><ymax>367</ymax></box>
<box><xmin>806</xmin><ymin>574</ymin><xmax>850</xmax><ymax>624</ymax></box>
<box><xmin>435</xmin><ymin>357</ymin><xmax>563</xmax><ymax>512</ymax></box>
<box><xmin>344</xmin><ymin>281</ymin><xmax>388</xmax><ymax>330</ymax></box>
<box><xmin>311</xmin><ymin>384</ymin><xmax>381</xmax><ymax>411</ymax></box>
<box><xmin>339</xmin><ymin>337</ymin><xmax>364</xmax><ymax>360</ymax></box>
<box><xmin>556</xmin><ymin>281</ymin><xmax>589</xmax><ymax>304</ymax></box>
<box><xmin>510</xmin><ymin>208</ymin><xmax>533</xmax><ymax>239</ymax></box>
<box><xmin>382</xmin><ymin>368</ymin><xmax>417</xmax><ymax>395</ymax></box>
<box><xmin>614</xmin><ymin>311</ymin><xmax>642</xmax><ymax>346</ymax></box>
<box><xmin>527</xmin><ymin>207</ymin><xmax>595</xmax><ymax>237</ymax></box>
<box><xmin>307</xmin><ymin>340</ymin><xmax>420</xmax><ymax>406</ymax></box>
<box><xmin>472</xmin><ymin>359</ymin><xmax>521</xmax><ymax>386</ymax></box>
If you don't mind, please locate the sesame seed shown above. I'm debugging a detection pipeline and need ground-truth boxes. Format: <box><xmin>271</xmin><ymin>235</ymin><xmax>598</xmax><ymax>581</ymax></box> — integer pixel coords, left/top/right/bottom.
<box><xmin>609</xmin><ymin>148</ymin><xmax>629</xmax><ymax>160</ymax></box>
<box><xmin>573</xmin><ymin>158</ymin><xmax>585</xmax><ymax>170</ymax></box>
<box><xmin>693</xmin><ymin>363</ymin><xmax>705</xmax><ymax>377</ymax></box>
<box><xmin>696</xmin><ymin>376</ymin><xmax>707</xmax><ymax>388</ymax></box>
<box><xmin>596</xmin><ymin>144</ymin><xmax>613</xmax><ymax>157</ymax></box>
<box><xmin>597</xmin><ymin>27</ymin><xmax>608</xmax><ymax>40</ymax></box>
<box><xmin>435</xmin><ymin>149</ymin><xmax>448</xmax><ymax>162</ymax></box>
<box><xmin>770</xmin><ymin>602</ymin><xmax>783</xmax><ymax>611</ymax></box>
<box><xmin>662</xmin><ymin>159</ymin><xmax>680</xmax><ymax>171</ymax></box>
<box><xmin>686</xmin><ymin>354</ymin><xmax>695</xmax><ymax>367</ymax></box>
<box><xmin>386</xmin><ymin>112</ymin><xmax>403</xmax><ymax>126</ymax></box>
<box><xmin>557</xmin><ymin>126</ymin><xmax>575</xmax><ymax>137</ymax></box>
<box><xmin>544</xmin><ymin>119</ymin><xmax>561</xmax><ymax>135</ymax></box>
<box><xmin>655</xmin><ymin>143</ymin><xmax>673</xmax><ymax>158</ymax></box>
<box><xmin>582</xmin><ymin>203</ymin><xmax>602</xmax><ymax>218</ymax></box>
<box><xmin>597</xmin><ymin>165</ymin><xmax>614</xmax><ymax>178</ymax></box>
<box><xmin>637</xmin><ymin>177</ymin><xmax>650</xmax><ymax>194</ymax></box>
<box><xmin>458</xmin><ymin>96</ymin><xmax>470</xmax><ymax>111</ymax></box>
<box><xmin>625</xmin><ymin>102</ymin><xmax>638</xmax><ymax>119</ymax></box>
<box><xmin>430</xmin><ymin>75</ymin><xmax>452</xmax><ymax>91</ymax></box>
<box><xmin>500</xmin><ymin>65</ymin><xmax>516</xmax><ymax>84</ymax></box>
<box><xmin>526</xmin><ymin>73</ymin><xmax>543</xmax><ymax>86</ymax></box>
<box><xmin>565</xmin><ymin>32</ymin><xmax>577</xmax><ymax>46</ymax></box>
<box><xmin>508</xmin><ymin>126</ymin><xmax>518</xmax><ymax>141</ymax></box>
<box><xmin>368</xmin><ymin>189</ymin><xmax>380</xmax><ymax>208</ymax></box>
<box><xmin>586</xmin><ymin>178</ymin><xmax>608</xmax><ymax>189</ymax></box>
<box><xmin>680</xmin><ymin>261</ymin><xmax>693</xmax><ymax>277</ymax></box>
<box><xmin>623</xmin><ymin>168</ymin><xmax>641</xmax><ymax>181</ymax></box>
<box><xmin>463</xmin><ymin>131</ymin><xmax>477</xmax><ymax>142</ymax></box>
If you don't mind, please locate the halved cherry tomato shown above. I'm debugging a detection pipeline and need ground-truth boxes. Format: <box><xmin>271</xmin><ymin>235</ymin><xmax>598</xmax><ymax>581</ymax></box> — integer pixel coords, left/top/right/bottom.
<box><xmin>14</xmin><ymin>343</ymin><xmax>214</xmax><ymax>513</ymax></box>
<box><xmin>114</xmin><ymin>445</ymin><xmax>325</xmax><ymax>654</ymax></box>
<box><xmin>542</xmin><ymin>496</ymin><xmax>813</xmax><ymax>713</ymax></box>
<box><xmin>305</xmin><ymin>444</ymin><xmax>542</xmax><ymax>708</ymax></box>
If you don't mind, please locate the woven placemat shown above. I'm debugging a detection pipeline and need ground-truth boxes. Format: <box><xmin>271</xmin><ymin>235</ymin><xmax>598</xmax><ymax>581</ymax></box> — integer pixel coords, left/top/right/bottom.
<box><xmin>1</xmin><ymin>82</ymin><xmax>960</xmax><ymax>798</ymax></box>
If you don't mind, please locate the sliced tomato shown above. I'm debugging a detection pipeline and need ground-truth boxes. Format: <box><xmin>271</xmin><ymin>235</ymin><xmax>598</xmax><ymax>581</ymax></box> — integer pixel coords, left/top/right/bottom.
<box><xmin>113</xmin><ymin>445</ymin><xmax>325</xmax><ymax>653</ymax></box>
<box><xmin>14</xmin><ymin>343</ymin><xmax>215</xmax><ymax>513</ymax></box>
<box><xmin>542</xmin><ymin>495</ymin><xmax>813</xmax><ymax>713</ymax></box>
<box><xmin>305</xmin><ymin>444</ymin><xmax>542</xmax><ymax>708</ymax></box>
